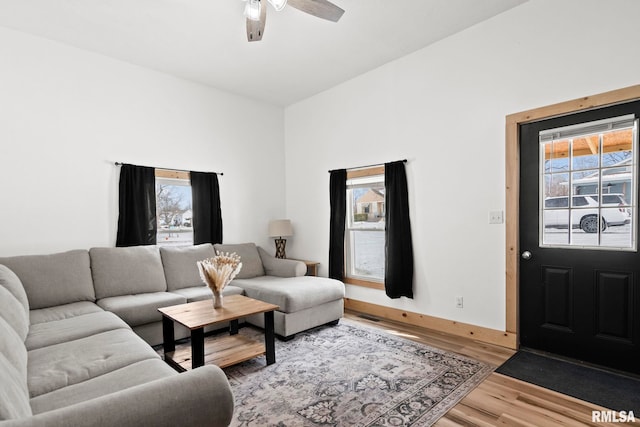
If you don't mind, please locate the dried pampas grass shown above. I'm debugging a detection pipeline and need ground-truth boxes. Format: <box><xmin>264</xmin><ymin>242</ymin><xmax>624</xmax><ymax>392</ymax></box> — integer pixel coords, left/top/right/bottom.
<box><xmin>197</xmin><ymin>252</ymin><xmax>243</xmax><ymax>307</ymax></box>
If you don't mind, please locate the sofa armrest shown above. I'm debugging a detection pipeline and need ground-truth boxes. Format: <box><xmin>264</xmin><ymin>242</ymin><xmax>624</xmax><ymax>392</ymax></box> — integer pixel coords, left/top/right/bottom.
<box><xmin>257</xmin><ymin>247</ymin><xmax>306</xmax><ymax>278</ymax></box>
<box><xmin>3</xmin><ymin>366</ymin><xmax>233</xmax><ymax>427</ymax></box>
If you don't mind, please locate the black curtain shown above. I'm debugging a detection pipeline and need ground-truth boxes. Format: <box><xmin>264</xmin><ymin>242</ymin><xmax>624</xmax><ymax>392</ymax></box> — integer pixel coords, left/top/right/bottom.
<box><xmin>384</xmin><ymin>161</ymin><xmax>414</xmax><ymax>298</ymax></box>
<box><xmin>116</xmin><ymin>164</ymin><xmax>157</xmax><ymax>247</ymax></box>
<box><xmin>328</xmin><ymin>169</ymin><xmax>347</xmax><ymax>280</ymax></box>
<box><xmin>191</xmin><ymin>171</ymin><xmax>223</xmax><ymax>245</ymax></box>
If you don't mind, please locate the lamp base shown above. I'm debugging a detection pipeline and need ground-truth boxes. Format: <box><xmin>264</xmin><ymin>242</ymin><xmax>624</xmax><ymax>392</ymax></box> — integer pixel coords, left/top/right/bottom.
<box><xmin>274</xmin><ymin>238</ymin><xmax>287</xmax><ymax>259</ymax></box>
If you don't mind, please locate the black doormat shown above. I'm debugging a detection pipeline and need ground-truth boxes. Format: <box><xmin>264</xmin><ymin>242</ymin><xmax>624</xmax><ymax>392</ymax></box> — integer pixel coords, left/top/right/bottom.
<box><xmin>496</xmin><ymin>350</ymin><xmax>640</xmax><ymax>412</ymax></box>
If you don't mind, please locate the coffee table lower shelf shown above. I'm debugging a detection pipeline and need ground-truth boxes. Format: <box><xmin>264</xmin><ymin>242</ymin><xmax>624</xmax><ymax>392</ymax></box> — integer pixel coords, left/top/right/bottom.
<box><xmin>164</xmin><ymin>334</ymin><xmax>266</xmax><ymax>371</ymax></box>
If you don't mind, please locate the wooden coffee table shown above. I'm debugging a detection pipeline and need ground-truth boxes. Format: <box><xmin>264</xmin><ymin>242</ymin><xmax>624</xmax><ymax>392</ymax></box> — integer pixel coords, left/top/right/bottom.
<box><xmin>158</xmin><ymin>294</ymin><xmax>279</xmax><ymax>371</ymax></box>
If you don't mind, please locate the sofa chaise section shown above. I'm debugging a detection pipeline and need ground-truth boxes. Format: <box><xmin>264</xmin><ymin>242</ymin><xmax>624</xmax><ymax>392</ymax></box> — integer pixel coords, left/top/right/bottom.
<box><xmin>214</xmin><ymin>243</ymin><xmax>346</xmax><ymax>339</ymax></box>
<box><xmin>234</xmin><ymin>275</ymin><xmax>345</xmax><ymax>339</ymax></box>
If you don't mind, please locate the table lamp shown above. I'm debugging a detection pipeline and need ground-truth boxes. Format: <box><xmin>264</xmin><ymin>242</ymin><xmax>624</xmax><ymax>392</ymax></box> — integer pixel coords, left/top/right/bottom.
<box><xmin>268</xmin><ymin>219</ymin><xmax>293</xmax><ymax>259</ymax></box>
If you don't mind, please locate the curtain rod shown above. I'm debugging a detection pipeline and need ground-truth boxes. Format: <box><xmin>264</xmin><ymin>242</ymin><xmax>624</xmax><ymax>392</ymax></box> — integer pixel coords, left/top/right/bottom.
<box><xmin>115</xmin><ymin>162</ymin><xmax>223</xmax><ymax>176</ymax></box>
<box><xmin>328</xmin><ymin>159</ymin><xmax>407</xmax><ymax>173</ymax></box>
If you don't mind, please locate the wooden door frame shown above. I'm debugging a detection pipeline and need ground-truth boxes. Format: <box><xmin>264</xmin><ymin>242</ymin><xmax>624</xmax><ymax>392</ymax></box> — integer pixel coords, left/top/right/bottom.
<box><xmin>505</xmin><ymin>84</ymin><xmax>640</xmax><ymax>345</ymax></box>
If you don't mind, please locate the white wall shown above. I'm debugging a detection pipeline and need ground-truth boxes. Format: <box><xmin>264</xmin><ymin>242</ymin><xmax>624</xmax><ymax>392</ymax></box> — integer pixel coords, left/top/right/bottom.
<box><xmin>0</xmin><ymin>26</ymin><xmax>285</xmax><ymax>257</ymax></box>
<box><xmin>2</xmin><ymin>0</ymin><xmax>639</xmax><ymax>332</ymax></box>
<box><xmin>284</xmin><ymin>0</ymin><xmax>640</xmax><ymax>331</ymax></box>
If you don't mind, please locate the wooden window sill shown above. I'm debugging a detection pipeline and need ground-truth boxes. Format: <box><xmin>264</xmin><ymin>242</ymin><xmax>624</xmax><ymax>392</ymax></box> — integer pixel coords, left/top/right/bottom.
<box><xmin>344</xmin><ymin>277</ymin><xmax>384</xmax><ymax>290</ymax></box>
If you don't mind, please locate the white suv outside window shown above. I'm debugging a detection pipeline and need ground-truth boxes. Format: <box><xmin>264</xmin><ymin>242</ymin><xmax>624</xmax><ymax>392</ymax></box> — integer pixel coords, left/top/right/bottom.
<box><xmin>543</xmin><ymin>194</ymin><xmax>631</xmax><ymax>233</ymax></box>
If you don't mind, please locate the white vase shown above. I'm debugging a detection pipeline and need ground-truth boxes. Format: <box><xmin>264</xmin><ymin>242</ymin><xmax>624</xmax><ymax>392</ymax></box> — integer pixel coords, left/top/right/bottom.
<box><xmin>212</xmin><ymin>290</ymin><xmax>223</xmax><ymax>308</ymax></box>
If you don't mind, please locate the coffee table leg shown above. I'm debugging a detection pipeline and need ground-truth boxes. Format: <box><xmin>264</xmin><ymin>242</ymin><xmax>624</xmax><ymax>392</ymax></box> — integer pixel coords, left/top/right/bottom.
<box><xmin>191</xmin><ymin>328</ymin><xmax>205</xmax><ymax>369</ymax></box>
<box><xmin>264</xmin><ymin>310</ymin><xmax>276</xmax><ymax>365</ymax></box>
<box><xmin>229</xmin><ymin>319</ymin><xmax>239</xmax><ymax>335</ymax></box>
<box><xmin>162</xmin><ymin>315</ymin><xmax>175</xmax><ymax>355</ymax></box>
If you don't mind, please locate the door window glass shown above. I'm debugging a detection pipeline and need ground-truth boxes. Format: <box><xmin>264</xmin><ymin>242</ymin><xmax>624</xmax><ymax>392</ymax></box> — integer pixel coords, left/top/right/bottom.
<box><xmin>539</xmin><ymin>116</ymin><xmax>638</xmax><ymax>250</ymax></box>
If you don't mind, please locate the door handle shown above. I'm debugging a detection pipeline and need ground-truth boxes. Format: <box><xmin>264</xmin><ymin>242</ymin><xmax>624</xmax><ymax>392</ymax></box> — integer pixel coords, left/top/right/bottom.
<box><xmin>521</xmin><ymin>250</ymin><xmax>532</xmax><ymax>260</ymax></box>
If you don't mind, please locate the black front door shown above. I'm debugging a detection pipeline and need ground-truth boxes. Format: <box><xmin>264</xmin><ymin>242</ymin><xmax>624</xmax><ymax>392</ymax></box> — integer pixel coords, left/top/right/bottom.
<box><xmin>520</xmin><ymin>100</ymin><xmax>640</xmax><ymax>374</ymax></box>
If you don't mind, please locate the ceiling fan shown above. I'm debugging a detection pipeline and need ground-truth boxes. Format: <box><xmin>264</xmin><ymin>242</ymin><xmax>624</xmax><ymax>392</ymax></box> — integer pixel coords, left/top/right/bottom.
<box><xmin>240</xmin><ymin>0</ymin><xmax>345</xmax><ymax>42</ymax></box>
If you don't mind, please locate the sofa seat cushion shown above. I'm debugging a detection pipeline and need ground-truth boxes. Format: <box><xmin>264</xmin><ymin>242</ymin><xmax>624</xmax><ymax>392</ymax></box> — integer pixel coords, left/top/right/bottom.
<box><xmin>0</xmin><ymin>250</ymin><xmax>95</xmax><ymax>310</ymax></box>
<box><xmin>29</xmin><ymin>301</ymin><xmax>104</xmax><ymax>325</ymax></box>
<box><xmin>90</xmin><ymin>246</ymin><xmax>168</xmax><ymax>299</ymax></box>
<box><xmin>97</xmin><ymin>292</ymin><xmax>186</xmax><ymax>327</ymax></box>
<box><xmin>231</xmin><ymin>276</ymin><xmax>345</xmax><ymax>313</ymax></box>
<box><xmin>170</xmin><ymin>285</ymin><xmax>244</xmax><ymax>302</ymax></box>
<box><xmin>26</xmin><ymin>311</ymin><xmax>131</xmax><ymax>351</ymax></box>
<box><xmin>214</xmin><ymin>243</ymin><xmax>265</xmax><ymax>279</ymax></box>
<box><xmin>160</xmin><ymin>244</ymin><xmax>215</xmax><ymax>291</ymax></box>
<box><xmin>27</xmin><ymin>329</ymin><xmax>160</xmax><ymax>398</ymax></box>
<box><xmin>30</xmin><ymin>359</ymin><xmax>177</xmax><ymax>414</ymax></box>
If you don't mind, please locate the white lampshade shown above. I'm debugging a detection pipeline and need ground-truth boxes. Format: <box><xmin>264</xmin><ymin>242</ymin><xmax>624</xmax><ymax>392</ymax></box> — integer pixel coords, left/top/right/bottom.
<box><xmin>268</xmin><ymin>219</ymin><xmax>293</xmax><ymax>238</ymax></box>
<box><xmin>267</xmin><ymin>0</ymin><xmax>287</xmax><ymax>11</ymax></box>
<box><xmin>244</xmin><ymin>0</ymin><xmax>261</xmax><ymax>21</ymax></box>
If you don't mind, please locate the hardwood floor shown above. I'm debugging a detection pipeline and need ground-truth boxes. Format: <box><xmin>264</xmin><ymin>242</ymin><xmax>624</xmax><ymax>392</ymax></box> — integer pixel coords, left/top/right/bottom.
<box><xmin>344</xmin><ymin>310</ymin><xmax>639</xmax><ymax>427</ymax></box>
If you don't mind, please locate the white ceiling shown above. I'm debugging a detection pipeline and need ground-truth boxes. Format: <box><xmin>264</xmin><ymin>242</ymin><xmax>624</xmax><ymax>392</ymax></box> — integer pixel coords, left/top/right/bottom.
<box><xmin>0</xmin><ymin>0</ymin><xmax>526</xmax><ymax>106</ymax></box>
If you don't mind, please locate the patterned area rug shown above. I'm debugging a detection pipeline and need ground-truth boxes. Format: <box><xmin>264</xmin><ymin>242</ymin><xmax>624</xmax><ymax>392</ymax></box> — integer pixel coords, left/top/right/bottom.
<box><xmin>223</xmin><ymin>319</ymin><xmax>494</xmax><ymax>426</ymax></box>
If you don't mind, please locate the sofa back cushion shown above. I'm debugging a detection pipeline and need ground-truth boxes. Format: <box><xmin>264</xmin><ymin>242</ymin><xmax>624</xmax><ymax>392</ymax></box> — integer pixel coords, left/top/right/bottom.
<box><xmin>160</xmin><ymin>244</ymin><xmax>215</xmax><ymax>291</ymax></box>
<box><xmin>214</xmin><ymin>243</ymin><xmax>265</xmax><ymax>279</ymax></box>
<box><xmin>90</xmin><ymin>246</ymin><xmax>167</xmax><ymax>299</ymax></box>
<box><xmin>0</xmin><ymin>250</ymin><xmax>95</xmax><ymax>310</ymax></box>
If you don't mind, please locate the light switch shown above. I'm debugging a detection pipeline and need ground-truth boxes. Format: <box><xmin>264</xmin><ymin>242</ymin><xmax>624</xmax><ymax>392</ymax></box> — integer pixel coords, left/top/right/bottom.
<box><xmin>489</xmin><ymin>210</ymin><xmax>503</xmax><ymax>224</ymax></box>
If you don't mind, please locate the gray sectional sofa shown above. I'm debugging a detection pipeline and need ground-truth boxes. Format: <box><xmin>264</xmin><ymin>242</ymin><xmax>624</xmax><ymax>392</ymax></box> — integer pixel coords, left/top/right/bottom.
<box><xmin>0</xmin><ymin>255</ymin><xmax>233</xmax><ymax>427</ymax></box>
<box><xmin>0</xmin><ymin>242</ymin><xmax>344</xmax><ymax>426</ymax></box>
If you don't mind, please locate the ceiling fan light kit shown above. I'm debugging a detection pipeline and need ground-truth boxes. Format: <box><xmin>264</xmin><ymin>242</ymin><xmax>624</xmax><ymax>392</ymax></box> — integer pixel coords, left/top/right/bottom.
<box><xmin>241</xmin><ymin>0</ymin><xmax>344</xmax><ymax>42</ymax></box>
<box><xmin>267</xmin><ymin>0</ymin><xmax>288</xmax><ymax>12</ymax></box>
<box><xmin>243</xmin><ymin>0</ymin><xmax>262</xmax><ymax>21</ymax></box>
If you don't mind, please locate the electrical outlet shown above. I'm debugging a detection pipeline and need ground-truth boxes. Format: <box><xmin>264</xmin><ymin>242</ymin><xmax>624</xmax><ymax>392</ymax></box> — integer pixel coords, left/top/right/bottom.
<box><xmin>489</xmin><ymin>210</ymin><xmax>504</xmax><ymax>224</ymax></box>
<box><xmin>455</xmin><ymin>296</ymin><xmax>463</xmax><ymax>309</ymax></box>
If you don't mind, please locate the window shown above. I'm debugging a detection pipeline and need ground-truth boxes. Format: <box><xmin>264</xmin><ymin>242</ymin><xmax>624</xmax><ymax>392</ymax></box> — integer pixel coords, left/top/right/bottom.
<box><xmin>155</xmin><ymin>169</ymin><xmax>193</xmax><ymax>246</ymax></box>
<box><xmin>345</xmin><ymin>167</ymin><xmax>385</xmax><ymax>284</ymax></box>
<box><xmin>540</xmin><ymin>115</ymin><xmax>637</xmax><ymax>250</ymax></box>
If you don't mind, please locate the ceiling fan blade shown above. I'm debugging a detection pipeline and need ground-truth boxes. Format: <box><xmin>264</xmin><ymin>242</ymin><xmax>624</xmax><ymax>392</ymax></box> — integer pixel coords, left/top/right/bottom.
<box><xmin>246</xmin><ymin>1</ymin><xmax>267</xmax><ymax>42</ymax></box>
<box><xmin>287</xmin><ymin>0</ymin><xmax>344</xmax><ymax>22</ymax></box>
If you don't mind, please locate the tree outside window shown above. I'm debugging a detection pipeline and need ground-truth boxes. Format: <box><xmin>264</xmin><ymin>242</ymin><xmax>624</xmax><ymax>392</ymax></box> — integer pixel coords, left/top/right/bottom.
<box><xmin>155</xmin><ymin>174</ymin><xmax>193</xmax><ymax>246</ymax></box>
